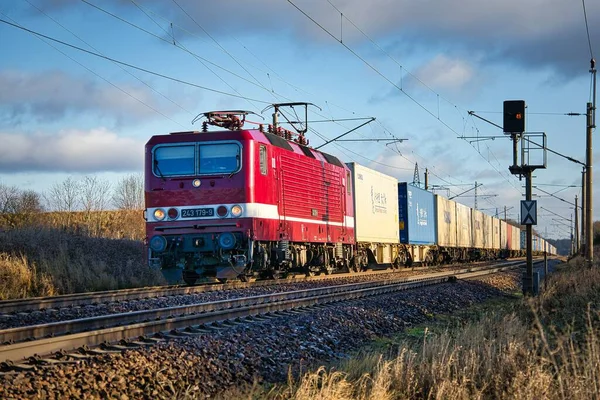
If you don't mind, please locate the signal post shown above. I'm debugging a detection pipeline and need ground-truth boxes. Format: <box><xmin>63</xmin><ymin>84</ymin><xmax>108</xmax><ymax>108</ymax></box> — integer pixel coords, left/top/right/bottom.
<box><xmin>504</xmin><ymin>100</ymin><xmax>546</xmax><ymax>295</ymax></box>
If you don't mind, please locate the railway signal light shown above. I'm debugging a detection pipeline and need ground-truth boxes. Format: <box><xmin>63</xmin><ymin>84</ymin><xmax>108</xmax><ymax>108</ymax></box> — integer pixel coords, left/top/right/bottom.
<box><xmin>503</xmin><ymin>100</ymin><xmax>526</xmax><ymax>133</ymax></box>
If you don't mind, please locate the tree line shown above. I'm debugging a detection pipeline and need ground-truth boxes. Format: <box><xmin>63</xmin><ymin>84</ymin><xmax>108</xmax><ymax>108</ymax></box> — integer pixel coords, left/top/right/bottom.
<box><xmin>0</xmin><ymin>174</ymin><xmax>144</xmax><ymax>214</ymax></box>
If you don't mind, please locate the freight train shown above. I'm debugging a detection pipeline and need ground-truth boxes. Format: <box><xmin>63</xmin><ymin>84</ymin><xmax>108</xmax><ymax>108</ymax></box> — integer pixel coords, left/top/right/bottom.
<box><xmin>144</xmin><ymin>107</ymin><xmax>557</xmax><ymax>284</ymax></box>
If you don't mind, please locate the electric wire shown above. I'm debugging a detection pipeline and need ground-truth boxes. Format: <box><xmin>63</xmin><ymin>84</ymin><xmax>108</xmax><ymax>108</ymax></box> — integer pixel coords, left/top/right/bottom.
<box><xmin>1</xmin><ymin>10</ymin><xmax>185</xmax><ymax>128</ymax></box>
<box><xmin>581</xmin><ymin>0</ymin><xmax>595</xmax><ymax>59</ymax></box>
<box><xmin>25</xmin><ymin>0</ymin><xmax>193</xmax><ymax>119</ymax></box>
<box><xmin>0</xmin><ymin>17</ymin><xmax>272</xmax><ymax>105</ymax></box>
<box><xmin>287</xmin><ymin>0</ymin><xmax>524</xmax><ymax>202</ymax></box>
<box><xmin>78</xmin><ymin>0</ymin><xmax>277</xmax><ymax>101</ymax></box>
<box><xmin>170</xmin><ymin>0</ymin><xmax>274</xmax><ymax>99</ymax></box>
<box><xmin>127</xmin><ymin>0</ymin><xmax>263</xmax><ymax>113</ymax></box>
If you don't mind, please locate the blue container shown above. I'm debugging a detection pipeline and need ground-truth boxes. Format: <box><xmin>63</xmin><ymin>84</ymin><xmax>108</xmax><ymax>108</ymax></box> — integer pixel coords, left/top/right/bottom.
<box><xmin>398</xmin><ymin>183</ymin><xmax>436</xmax><ymax>244</ymax></box>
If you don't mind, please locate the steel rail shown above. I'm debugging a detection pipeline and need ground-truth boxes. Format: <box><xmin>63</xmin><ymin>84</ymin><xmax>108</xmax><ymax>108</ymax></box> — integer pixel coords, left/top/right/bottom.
<box><xmin>0</xmin><ymin>262</ymin><xmax>527</xmax><ymax>364</ymax></box>
<box><xmin>0</xmin><ymin>259</ymin><xmax>525</xmax><ymax>314</ymax></box>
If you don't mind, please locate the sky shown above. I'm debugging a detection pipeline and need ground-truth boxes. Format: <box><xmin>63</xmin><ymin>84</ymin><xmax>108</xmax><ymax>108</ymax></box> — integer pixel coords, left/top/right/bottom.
<box><xmin>0</xmin><ymin>0</ymin><xmax>598</xmax><ymax>241</ymax></box>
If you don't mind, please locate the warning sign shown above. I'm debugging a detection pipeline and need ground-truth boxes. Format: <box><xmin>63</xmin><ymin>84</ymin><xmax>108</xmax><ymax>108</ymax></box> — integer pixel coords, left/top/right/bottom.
<box><xmin>521</xmin><ymin>200</ymin><xmax>537</xmax><ymax>225</ymax></box>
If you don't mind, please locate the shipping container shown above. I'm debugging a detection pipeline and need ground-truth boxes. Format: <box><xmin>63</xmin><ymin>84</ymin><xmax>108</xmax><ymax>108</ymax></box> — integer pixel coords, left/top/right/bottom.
<box><xmin>398</xmin><ymin>183</ymin><xmax>436</xmax><ymax>245</ymax></box>
<box><xmin>511</xmin><ymin>225</ymin><xmax>521</xmax><ymax>251</ymax></box>
<box><xmin>347</xmin><ymin>162</ymin><xmax>399</xmax><ymax>244</ymax></box>
<box><xmin>435</xmin><ymin>195</ymin><xmax>457</xmax><ymax>247</ymax></box>
<box><xmin>481</xmin><ymin>212</ymin><xmax>493</xmax><ymax>249</ymax></box>
<box><xmin>492</xmin><ymin>217</ymin><xmax>500</xmax><ymax>250</ymax></box>
<box><xmin>455</xmin><ymin>202</ymin><xmax>472</xmax><ymax>247</ymax></box>
<box><xmin>500</xmin><ymin>220</ymin><xmax>508</xmax><ymax>250</ymax></box>
<box><xmin>472</xmin><ymin>209</ymin><xmax>485</xmax><ymax>249</ymax></box>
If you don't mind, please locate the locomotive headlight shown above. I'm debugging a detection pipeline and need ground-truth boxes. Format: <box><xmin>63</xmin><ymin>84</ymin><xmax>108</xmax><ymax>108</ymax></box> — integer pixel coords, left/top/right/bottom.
<box><xmin>230</xmin><ymin>204</ymin><xmax>243</xmax><ymax>217</ymax></box>
<box><xmin>153</xmin><ymin>208</ymin><xmax>166</xmax><ymax>221</ymax></box>
<box><xmin>192</xmin><ymin>179</ymin><xmax>201</xmax><ymax>187</ymax></box>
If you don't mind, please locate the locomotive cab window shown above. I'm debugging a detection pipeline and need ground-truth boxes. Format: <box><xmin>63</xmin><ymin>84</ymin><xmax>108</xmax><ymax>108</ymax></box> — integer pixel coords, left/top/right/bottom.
<box><xmin>153</xmin><ymin>145</ymin><xmax>195</xmax><ymax>176</ymax></box>
<box><xmin>198</xmin><ymin>143</ymin><xmax>241</xmax><ymax>175</ymax></box>
<box><xmin>259</xmin><ymin>144</ymin><xmax>267</xmax><ymax>175</ymax></box>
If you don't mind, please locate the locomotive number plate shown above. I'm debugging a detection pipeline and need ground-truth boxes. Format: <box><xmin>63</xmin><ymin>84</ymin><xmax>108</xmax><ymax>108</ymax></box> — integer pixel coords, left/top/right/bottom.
<box><xmin>181</xmin><ymin>208</ymin><xmax>214</xmax><ymax>218</ymax></box>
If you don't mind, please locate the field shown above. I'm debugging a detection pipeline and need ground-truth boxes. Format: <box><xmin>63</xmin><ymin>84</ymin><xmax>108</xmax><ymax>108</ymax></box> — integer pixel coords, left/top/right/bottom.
<box><xmin>0</xmin><ymin>210</ymin><xmax>164</xmax><ymax>299</ymax></box>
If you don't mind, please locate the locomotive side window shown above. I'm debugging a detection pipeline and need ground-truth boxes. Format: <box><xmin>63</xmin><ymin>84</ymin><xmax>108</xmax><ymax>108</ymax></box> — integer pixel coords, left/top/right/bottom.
<box><xmin>198</xmin><ymin>143</ymin><xmax>241</xmax><ymax>175</ymax></box>
<box><xmin>259</xmin><ymin>145</ymin><xmax>267</xmax><ymax>175</ymax></box>
<box><xmin>154</xmin><ymin>145</ymin><xmax>195</xmax><ymax>176</ymax></box>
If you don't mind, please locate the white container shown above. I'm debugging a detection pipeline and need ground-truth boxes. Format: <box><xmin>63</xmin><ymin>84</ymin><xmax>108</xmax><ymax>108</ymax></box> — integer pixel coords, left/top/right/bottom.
<box><xmin>435</xmin><ymin>195</ymin><xmax>457</xmax><ymax>247</ymax></box>
<box><xmin>346</xmin><ymin>162</ymin><xmax>399</xmax><ymax>244</ymax></box>
<box><xmin>500</xmin><ymin>220</ymin><xmax>508</xmax><ymax>250</ymax></box>
<box><xmin>511</xmin><ymin>225</ymin><xmax>521</xmax><ymax>251</ymax></box>
<box><xmin>472</xmin><ymin>209</ymin><xmax>485</xmax><ymax>249</ymax></box>
<box><xmin>492</xmin><ymin>217</ymin><xmax>501</xmax><ymax>250</ymax></box>
<box><xmin>455</xmin><ymin>202</ymin><xmax>472</xmax><ymax>248</ymax></box>
<box><xmin>481</xmin><ymin>213</ymin><xmax>494</xmax><ymax>249</ymax></box>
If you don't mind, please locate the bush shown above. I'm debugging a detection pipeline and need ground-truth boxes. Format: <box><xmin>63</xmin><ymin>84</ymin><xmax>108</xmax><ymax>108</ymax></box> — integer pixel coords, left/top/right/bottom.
<box><xmin>0</xmin><ymin>224</ymin><xmax>163</xmax><ymax>297</ymax></box>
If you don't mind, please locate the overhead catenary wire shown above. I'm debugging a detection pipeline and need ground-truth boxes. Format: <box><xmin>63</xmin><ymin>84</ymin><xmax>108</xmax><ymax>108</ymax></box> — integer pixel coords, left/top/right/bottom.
<box><xmin>24</xmin><ymin>0</ymin><xmax>194</xmax><ymax>119</ymax></box>
<box><xmin>581</xmin><ymin>0</ymin><xmax>595</xmax><ymax>59</ymax></box>
<box><xmin>0</xmin><ymin>17</ymin><xmax>272</xmax><ymax>105</ymax></box>
<box><xmin>75</xmin><ymin>0</ymin><xmax>487</xmax><ymax>193</ymax></box>
<box><xmin>0</xmin><ymin>10</ymin><xmax>186</xmax><ymax>128</ymax></box>
<box><xmin>287</xmin><ymin>0</ymin><xmax>523</xmax><ymax>203</ymax></box>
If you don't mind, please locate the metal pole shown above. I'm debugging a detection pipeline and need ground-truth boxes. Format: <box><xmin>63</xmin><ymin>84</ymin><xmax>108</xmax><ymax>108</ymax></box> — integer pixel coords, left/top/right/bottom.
<box><xmin>571</xmin><ymin>214</ymin><xmax>574</xmax><ymax>256</ymax></box>
<box><xmin>424</xmin><ymin>169</ymin><xmax>429</xmax><ymax>190</ymax></box>
<box><xmin>582</xmin><ymin>167</ymin><xmax>586</xmax><ymax>254</ymax></box>
<box><xmin>525</xmin><ymin>168</ymin><xmax>534</xmax><ymax>295</ymax></box>
<box><xmin>544</xmin><ymin>251</ymin><xmax>548</xmax><ymax>290</ymax></box>
<box><xmin>586</xmin><ymin>102</ymin><xmax>594</xmax><ymax>267</ymax></box>
<box><xmin>575</xmin><ymin>195</ymin><xmax>579</xmax><ymax>252</ymax></box>
<box><xmin>512</xmin><ymin>134</ymin><xmax>519</xmax><ymax>168</ymax></box>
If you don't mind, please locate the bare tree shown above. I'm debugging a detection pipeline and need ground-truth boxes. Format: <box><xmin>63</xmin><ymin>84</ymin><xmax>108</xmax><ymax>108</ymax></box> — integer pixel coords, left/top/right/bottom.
<box><xmin>81</xmin><ymin>175</ymin><xmax>112</xmax><ymax>212</ymax></box>
<box><xmin>112</xmin><ymin>174</ymin><xmax>144</xmax><ymax>210</ymax></box>
<box><xmin>45</xmin><ymin>177</ymin><xmax>81</xmax><ymax>212</ymax></box>
<box><xmin>16</xmin><ymin>190</ymin><xmax>44</xmax><ymax>213</ymax></box>
<box><xmin>0</xmin><ymin>183</ymin><xmax>20</xmax><ymax>213</ymax></box>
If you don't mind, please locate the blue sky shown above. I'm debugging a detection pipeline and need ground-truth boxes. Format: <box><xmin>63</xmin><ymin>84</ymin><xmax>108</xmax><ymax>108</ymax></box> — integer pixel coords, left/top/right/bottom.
<box><xmin>0</xmin><ymin>0</ymin><xmax>598</xmax><ymax>240</ymax></box>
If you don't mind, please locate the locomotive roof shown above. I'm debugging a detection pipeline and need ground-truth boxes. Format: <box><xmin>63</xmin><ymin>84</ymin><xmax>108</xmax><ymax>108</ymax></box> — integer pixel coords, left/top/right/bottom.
<box><xmin>146</xmin><ymin>129</ymin><xmax>346</xmax><ymax>169</ymax></box>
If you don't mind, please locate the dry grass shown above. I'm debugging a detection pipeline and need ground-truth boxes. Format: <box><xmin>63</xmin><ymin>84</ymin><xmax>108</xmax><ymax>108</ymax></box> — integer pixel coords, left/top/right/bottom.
<box><xmin>0</xmin><ymin>209</ymin><xmax>145</xmax><ymax>240</ymax></box>
<box><xmin>0</xmin><ymin>211</ymin><xmax>163</xmax><ymax>298</ymax></box>
<box><xmin>0</xmin><ymin>253</ymin><xmax>55</xmax><ymax>300</ymax></box>
<box><xmin>233</xmin><ymin>256</ymin><xmax>600</xmax><ymax>400</ymax></box>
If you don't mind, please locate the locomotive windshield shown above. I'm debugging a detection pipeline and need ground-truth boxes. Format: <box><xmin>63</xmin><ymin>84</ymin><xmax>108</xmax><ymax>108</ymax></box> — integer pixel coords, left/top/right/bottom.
<box><xmin>199</xmin><ymin>143</ymin><xmax>240</xmax><ymax>174</ymax></box>
<box><xmin>153</xmin><ymin>145</ymin><xmax>195</xmax><ymax>176</ymax></box>
<box><xmin>153</xmin><ymin>142</ymin><xmax>241</xmax><ymax>177</ymax></box>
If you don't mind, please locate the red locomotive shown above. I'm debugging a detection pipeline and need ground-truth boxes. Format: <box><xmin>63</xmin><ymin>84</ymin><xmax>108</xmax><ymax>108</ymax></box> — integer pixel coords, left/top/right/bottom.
<box><xmin>145</xmin><ymin>104</ymin><xmax>355</xmax><ymax>284</ymax></box>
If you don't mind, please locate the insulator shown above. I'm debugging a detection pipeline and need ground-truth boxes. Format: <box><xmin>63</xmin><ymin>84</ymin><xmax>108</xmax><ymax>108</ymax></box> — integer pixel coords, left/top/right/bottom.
<box><xmin>202</xmin><ymin>121</ymin><xmax>208</xmax><ymax>132</ymax></box>
<box><xmin>268</xmin><ymin>124</ymin><xmax>273</xmax><ymax>133</ymax></box>
<box><xmin>259</xmin><ymin>124</ymin><xmax>264</xmax><ymax>132</ymax></box>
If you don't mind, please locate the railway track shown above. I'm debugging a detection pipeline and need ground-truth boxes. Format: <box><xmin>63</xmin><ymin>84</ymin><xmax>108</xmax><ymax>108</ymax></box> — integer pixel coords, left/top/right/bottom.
<box><xmin>0</xmin><ymin>259</ymin><xmax>525</xmax><ymax>315</ymax></box>
<box><xmin>0</xmin><ymin>259</ymin><xmax>535</xmax><ymax>370</ymax></box>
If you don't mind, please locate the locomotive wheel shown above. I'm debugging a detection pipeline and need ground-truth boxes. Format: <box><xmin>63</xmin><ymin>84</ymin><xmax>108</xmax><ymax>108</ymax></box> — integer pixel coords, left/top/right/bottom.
<box><xmin>217</xmin><ymin>278</ymin><xmax>228</xmax><ymax>284</ymax></box>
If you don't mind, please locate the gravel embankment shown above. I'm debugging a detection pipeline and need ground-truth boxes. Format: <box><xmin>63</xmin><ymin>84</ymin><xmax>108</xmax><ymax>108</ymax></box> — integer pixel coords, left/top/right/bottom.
<box><xmin>0</xmin><ymin>272</ymin><xmax>520</xmax><ymax>399</ymax></box>
<box><xmin>0</xmin><ymin>267</ymin><xmax>461</xmax><ymax>330</ymax></box>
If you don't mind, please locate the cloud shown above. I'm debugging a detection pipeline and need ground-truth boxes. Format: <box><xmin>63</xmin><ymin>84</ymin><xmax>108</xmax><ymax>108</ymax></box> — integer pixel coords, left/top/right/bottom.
<box><xmin>0</xmin><ymin>70</ymin><xmax>180</xmax><ymax>124</ymax></box>
<box><xmin>0</xmin><ymin>128</ymin><xmax>144</xmax><ymax>173</ymax></box>
<box><xmin>29</xmin><ymin>0</ymin><xmax>598</xmax><ymax>77</ymax></box>
<box><xmin>412</xmin><ymin>55</ymin><xmax>475</xmax><ymax>91</ymax></box>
